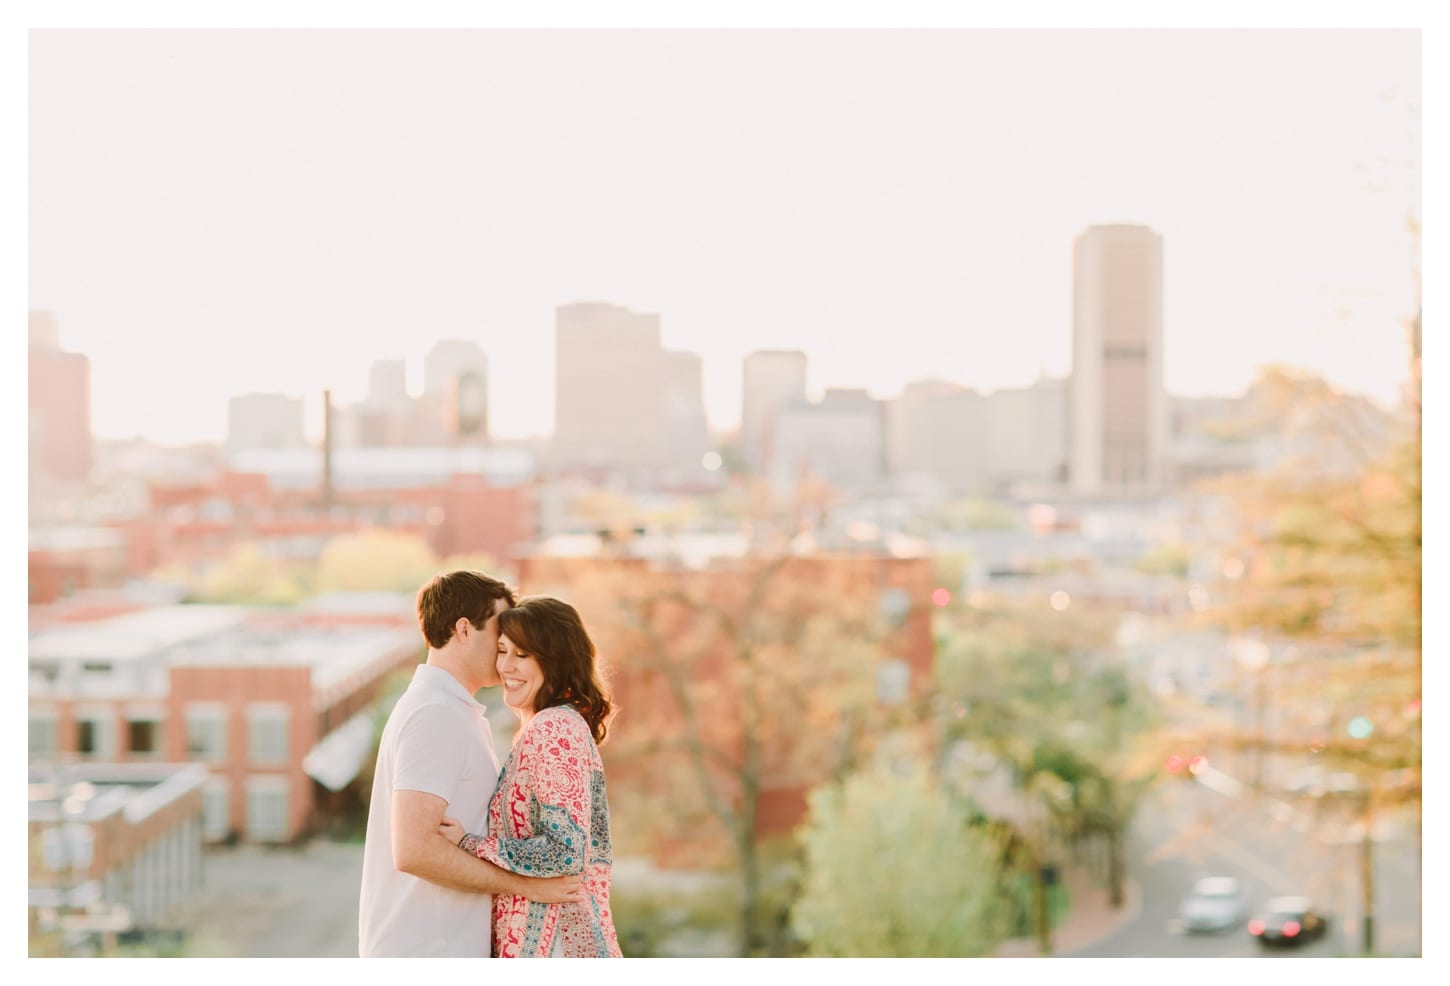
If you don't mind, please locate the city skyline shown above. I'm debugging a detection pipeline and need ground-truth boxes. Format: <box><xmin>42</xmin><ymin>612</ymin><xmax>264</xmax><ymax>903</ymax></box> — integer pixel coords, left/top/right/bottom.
<box><xmin>27</xmin><ymin>28</ymin><xmax>1420</xmax><ymax>446</ymax></box>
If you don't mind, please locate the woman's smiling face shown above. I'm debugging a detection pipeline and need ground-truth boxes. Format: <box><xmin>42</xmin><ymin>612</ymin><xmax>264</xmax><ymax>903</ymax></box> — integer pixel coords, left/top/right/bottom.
<box><xmin>496</xmin><ymin>631</ymin><xmax>545</xmax><ymax>715</ymax></box>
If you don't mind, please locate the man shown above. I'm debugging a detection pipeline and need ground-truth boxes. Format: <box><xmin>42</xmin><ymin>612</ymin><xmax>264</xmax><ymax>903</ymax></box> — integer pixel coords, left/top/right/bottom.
<box><xmin>359</xmin><ymin>570</ymin><xmax>584</xmax><ymax>957</ymax></box>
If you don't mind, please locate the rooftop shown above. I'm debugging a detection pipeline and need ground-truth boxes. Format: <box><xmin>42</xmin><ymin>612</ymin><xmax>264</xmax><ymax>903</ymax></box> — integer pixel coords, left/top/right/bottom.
<box><xmin>29</xmin><ymin>605</ymin><xmax>247</xmax><ymax>663</ymax></box>
<box><xmin>226</xmin><ymin>445</ymin><xmax>536</xmax><ymax>489</ymax></box>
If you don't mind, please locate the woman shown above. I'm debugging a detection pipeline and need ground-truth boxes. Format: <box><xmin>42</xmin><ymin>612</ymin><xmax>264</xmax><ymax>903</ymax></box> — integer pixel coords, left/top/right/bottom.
<box><xmin>440</xmin><ymin>596</ymin><xmax>623</xmax><ymax>958</ymax></box>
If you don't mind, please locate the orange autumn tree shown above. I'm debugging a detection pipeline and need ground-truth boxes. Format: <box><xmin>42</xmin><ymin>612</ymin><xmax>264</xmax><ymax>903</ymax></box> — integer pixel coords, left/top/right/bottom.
<box><xmin>525</xmin><ymin>549</ymin><xmax>933</xmax><ymax>956</ymax></box>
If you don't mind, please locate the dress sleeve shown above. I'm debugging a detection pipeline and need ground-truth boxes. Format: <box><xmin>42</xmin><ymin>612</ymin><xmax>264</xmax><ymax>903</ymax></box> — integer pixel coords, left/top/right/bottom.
<box><xmin>468</xmin><ymin>709</ymin><xmax>595</xmax><ymax>878</ymax></box>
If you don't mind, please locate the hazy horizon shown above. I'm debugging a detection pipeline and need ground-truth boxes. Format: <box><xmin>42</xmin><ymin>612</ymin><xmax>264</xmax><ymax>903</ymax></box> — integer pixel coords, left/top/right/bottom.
<box><xmin>28</xmin><ymin>28</ymin><xmax>1421</xmax><ymax>446</ymax></box>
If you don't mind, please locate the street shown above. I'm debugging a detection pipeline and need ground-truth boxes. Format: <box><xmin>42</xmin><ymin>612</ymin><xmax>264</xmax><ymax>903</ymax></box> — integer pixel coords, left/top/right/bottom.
<box><xmin>1064</xmin><ymin>766</ymin><xmax>1421</xmax><ymax>958</ymax></box>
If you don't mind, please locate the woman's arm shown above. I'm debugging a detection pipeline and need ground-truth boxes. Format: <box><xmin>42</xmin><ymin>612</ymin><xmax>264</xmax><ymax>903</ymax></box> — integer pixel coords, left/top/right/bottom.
<box><xmin>462</xmin><ymin>709</ymin><xmax>596</xmax><ymax>878</ymax></box>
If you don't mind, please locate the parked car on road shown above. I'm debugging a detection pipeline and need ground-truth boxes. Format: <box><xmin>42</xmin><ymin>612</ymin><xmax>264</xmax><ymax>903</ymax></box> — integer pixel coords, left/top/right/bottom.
<box><xmin>1284</xmin><ymin>766</ymin><xmax>1358</xmax><ymax>798</ymax></box>
<box><xmin>1178</xmin><ymin>876</ymin><xmax>1247</xmax><ymax>933</ymax></box>
<box><xmin>1248</xmin><ymin>896</ymin><xmax>1329</xmax><ymax>948</ymax></box>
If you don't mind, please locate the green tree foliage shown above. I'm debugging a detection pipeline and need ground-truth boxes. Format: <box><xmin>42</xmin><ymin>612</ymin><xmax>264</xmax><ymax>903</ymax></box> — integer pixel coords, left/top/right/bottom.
<box><xmin>191</xmin><ymin>543</ymin><xmax>307</xmax><ymax>604</ymax></box>
<box><xmin>571</xmin><ymin>554</ymin><xmax>898</xmax><ymax>956</ymax></box>
<box><xmin>316</xmin><ymin>529</ymin><xmax>439</xmax><ymax>593</ymax></box>
<box><xmin>790</xmin><ymin>759</ymin><xmax>1012</xmax><ymax>957</ymax></box>
<box><xmin>934</xmin><ymin>599</ymin><xmax>1160</xmax><ymax>911</ymax></box>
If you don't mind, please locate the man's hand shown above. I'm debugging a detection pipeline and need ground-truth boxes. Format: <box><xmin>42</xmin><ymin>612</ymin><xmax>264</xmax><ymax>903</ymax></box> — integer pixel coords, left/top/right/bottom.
<box><xmin>438</xmin><ymin>814</ymin><xmax>586</xmax><ymax>903</ymax></box>
<box><xmin>439</xmin><ymin>816</ymin><xmax>466</xmax><ymax>846</ymax></box>
<box><xmin>526</xmin><ymin>873</ymin><xmax>585</xmax><ymax>905</ymax></box>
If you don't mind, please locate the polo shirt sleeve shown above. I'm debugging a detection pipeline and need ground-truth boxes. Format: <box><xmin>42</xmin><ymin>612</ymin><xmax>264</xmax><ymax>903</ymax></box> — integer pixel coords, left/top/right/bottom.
<box><xmin>392</xmin><ymin>701</ymin><xmax>471</xmax><ymax>805</ymax></box>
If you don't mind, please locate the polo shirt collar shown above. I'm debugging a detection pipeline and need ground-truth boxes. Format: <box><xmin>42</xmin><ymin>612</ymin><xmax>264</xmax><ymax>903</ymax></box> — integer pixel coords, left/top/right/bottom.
<box><xmin>414</xmin><ymin>662</ymin><xmax>484</xmax><ymax>709</ymax></box>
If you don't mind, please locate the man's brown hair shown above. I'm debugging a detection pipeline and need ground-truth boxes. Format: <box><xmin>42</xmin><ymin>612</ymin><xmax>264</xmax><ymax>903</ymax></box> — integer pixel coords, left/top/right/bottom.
<box><xmin>416</xmin><ymin>570</ymin><xmax>518</xmax><ymax>650</ymax></box>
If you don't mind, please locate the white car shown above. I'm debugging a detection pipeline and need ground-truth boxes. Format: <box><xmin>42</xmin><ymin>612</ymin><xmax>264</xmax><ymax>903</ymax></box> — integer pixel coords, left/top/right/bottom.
<box><xmin>1179</xmin><ymin>876</ymin><xmax>1247</xmax><ymax>933</ymax></box>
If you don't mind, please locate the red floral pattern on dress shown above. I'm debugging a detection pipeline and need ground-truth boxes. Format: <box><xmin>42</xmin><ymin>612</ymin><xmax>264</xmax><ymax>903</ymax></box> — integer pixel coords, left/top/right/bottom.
<box><xmin>469</xmin><ymin>705</ymin><xmax>622</xmax><ymax>957</ymax></box>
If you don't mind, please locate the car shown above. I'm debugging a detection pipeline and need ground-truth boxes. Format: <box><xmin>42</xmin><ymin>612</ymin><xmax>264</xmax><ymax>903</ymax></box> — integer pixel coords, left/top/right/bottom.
<box><xmin>1283</xmin><ymin>765</ymin><xmax>1360</xmax><ymax>798</ymax></box>
<box><xmin>1178</xmin><ymin>876</ymin><xmax>1247</xmax><ymax>933</ymax></box>
<box><xmin>1248</xmin><ymin>896</ymin><xmax>1329</xmax><ymax>948</ymax></box>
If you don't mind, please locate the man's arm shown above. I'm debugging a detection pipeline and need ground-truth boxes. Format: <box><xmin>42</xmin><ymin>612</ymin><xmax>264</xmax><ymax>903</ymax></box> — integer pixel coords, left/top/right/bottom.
<box><xmin>391</xmin><ymin>789</ymin><xmax>583</xmax><ymax>903</ymax></box>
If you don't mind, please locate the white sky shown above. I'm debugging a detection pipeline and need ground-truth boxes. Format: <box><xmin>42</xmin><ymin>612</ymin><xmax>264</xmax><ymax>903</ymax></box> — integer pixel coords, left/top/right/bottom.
<box><xmin>24</xmin><ymin>23</ymin><xmax>1422</xmax><ymax>444</ymax></box>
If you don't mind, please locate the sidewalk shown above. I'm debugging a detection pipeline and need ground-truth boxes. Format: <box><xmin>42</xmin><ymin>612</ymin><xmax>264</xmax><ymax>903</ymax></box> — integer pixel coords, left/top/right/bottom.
<box><xmin>994</xmin><ymin>864</ymin><xmax>1140</xmax><ymax>957</ymax></box>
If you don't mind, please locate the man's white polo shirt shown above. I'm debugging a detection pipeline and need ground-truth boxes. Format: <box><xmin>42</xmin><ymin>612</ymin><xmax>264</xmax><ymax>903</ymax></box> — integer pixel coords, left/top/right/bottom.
<box><xmin>358</xmin><ymin>663</ymin><xmax>501</xmax><ymax>957</ymax></box>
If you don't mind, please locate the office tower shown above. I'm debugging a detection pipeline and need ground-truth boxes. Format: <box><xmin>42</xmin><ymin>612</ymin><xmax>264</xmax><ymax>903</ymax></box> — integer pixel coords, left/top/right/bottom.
<box><xmin>353</xmin><ymin>359</ymin><xmax>411</xmax><ymax>448</ymax></box>
<box><xmin>886</xmin><ymin>378</ymin><xmax>966</xmax><ymax>479</ymax></box>
<box><xmin>367</xmin><ymin>359</ymin><xmax>409</xmax><ymax>409</ymax></box>
<box><xmin>423</xmin><ymin>340</ymin><xmax>487</xmax><ymax>399</ymax></box>
<box><xmin>663</xmin><ymin>350</ymin><xmax>710</xmax><ymax>471</ymax></box>
<box><xmin>741</xmin><ymin>350</ymin><xmax>807</xmax><ymax>477</ymax></box>
<box><xmin>1069</xmin><ymin>224</ymin><xmax>1167</xmax><ymax>494</ymax></box>
<box><xmin>553</xmin><ymin>302</ymin><xmax>667</xmax><ymax>473</ymax></box>
<box><xmin>28</xmin><ymin>310</ymin><xmax>92</xmax><ymax>484</ymax></box>
<box><xmin>424</xmin><ymin>340</ymin><xmax>488</xmax><ymax>442</ymax></box>
<box><xmin>985</xmin><ymin>376</ymin><xmax>1068</xmax><ymax>489</ymax></box>
<box><xmin>226</xmin><ymin>393</ymin><xmax>307</xmax><ymax>453</ymax></box>
<box><xmin>771</xmin><ymin>388</ymin><xmax>885</xmax><ymax>494</ymax></box>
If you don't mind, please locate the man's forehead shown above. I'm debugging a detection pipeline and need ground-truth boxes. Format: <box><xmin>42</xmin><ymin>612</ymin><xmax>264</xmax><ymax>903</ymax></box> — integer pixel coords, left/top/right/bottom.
<box><xmin>491</xmin><ymin>596</ymin><xmax>511</xmax><ymax>618</ymax></box>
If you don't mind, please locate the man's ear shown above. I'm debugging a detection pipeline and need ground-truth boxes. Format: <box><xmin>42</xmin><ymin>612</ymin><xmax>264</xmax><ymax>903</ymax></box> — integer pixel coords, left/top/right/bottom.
<box><xmin>454</xmin><ymin>616</ymin><xmax>472</xmax><ymax>641</ymax></box>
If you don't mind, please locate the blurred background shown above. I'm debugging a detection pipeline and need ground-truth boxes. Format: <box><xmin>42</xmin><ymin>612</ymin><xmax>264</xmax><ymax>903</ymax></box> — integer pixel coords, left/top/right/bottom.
<box><xmin>24</xmin><ymin>25</ymin><xmax>1422</xmax><ymax>958</ymax></box>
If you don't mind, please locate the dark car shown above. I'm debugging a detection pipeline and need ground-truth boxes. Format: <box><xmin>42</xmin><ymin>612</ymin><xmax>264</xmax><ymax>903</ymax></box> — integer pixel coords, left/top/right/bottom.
<box><xmin>1247</xmin><ymin>896</ymin><xmax>1329</xmax><ymax>948</ymax></box>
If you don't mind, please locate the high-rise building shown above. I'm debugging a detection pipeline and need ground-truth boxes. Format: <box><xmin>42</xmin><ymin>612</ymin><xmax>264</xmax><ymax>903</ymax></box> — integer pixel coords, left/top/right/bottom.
<box><xmin>28</xmin><ymin>310</ymin><xmax>92</xmax><ymax>485</ymax></box>
<box><xmin>552</xmin><ymin>302</ymin><xmax>667</xmax><ymax>474</ymax></box>
<box><xmin>423</xmin><ymin>340</ymin><xmax>486</xmax><ymax>399</ymax></box>
<box><xmin>985</xmin><ymin>376</ymin><xmax>1068</xmax><ymax>490</ymax></box>
<box><xmin>226</xmin><ymin>394</ymin><xmax>307</xmax><ymax>453</ymax></box>
<box><xmin>771</xmin><ymin>388</ymin><xmax>885</xmax><ymax>495</ymax></box>
<box><xmin>740</xmin><ymin>350</ymin><xmax>807</xmax><ymax>476</ymax></box>
<box><xmin>886</xmin><ymin>378</ymin><xmax>967</xmax><ymax>479</ymax></box>
<box><xmin>367</xmin><ymin>359</ymin><xmax>409</xmax><ymax>409</ymax></box>
<box><xmin>1069</xmin><ymin>224</ymin><xmax>1167</xmax><ymax>494</ymax></box>
<box><xmin>663</xmin><ymin>350</ymin><xmax>710</xmax><ymax>472</ymax></box>
<box><xmin>424</xmin><ymin>340</ymin><xmax>489</xmax><ymax>444</ymax></box>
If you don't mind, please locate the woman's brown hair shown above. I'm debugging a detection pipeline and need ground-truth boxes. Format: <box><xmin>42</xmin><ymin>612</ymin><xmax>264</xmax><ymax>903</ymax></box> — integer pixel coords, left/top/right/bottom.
<box><xmin>497</xmin><ymin>596</ymin><xmax>614</xmax><ymax>744</ymax></box>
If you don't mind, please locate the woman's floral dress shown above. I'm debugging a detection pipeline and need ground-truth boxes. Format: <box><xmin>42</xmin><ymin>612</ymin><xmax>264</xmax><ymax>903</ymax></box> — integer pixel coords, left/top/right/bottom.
<box><xmin>461</xmin><ymin>704</ymin><xmax>622</xmax><ymax>957</ymax></box>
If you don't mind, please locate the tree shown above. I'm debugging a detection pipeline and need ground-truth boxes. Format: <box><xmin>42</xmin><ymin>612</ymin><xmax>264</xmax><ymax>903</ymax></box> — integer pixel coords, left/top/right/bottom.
<box><xmin>790</xmin><ymin>758</ymin><xmax>1013</xmax><ymax>956</ymax></box>
<box><xmin>548</xmin><ymin>551</ymin><xmax>924</xmax><ymax>956</ymax></box>
<box><xmin>1206</xmin><ymin>347</ymin><xmax>1420</xmax><ymax>955</ymax></box>
<box><xmin>933</xmin><ymin>597</ymin><xmax>1160</xmax><ymax>938</ymax></box>
<box><xmin>316</xmin><ymin>529</ymin><xmax>439</xmax><ymax>593</ymax></box>
<box><xmin>191</xmin><ymin>543</ymin><xmax>307</xmax><ymax>604</ymax></box>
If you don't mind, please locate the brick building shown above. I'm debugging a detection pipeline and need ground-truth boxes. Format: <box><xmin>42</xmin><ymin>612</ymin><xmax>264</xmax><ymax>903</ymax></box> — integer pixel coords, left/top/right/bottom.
<box><xmin>29</xmin><ymin>762</ymin><xmax>208</xmax><ymax>953</ymax></box>
<box><xmin>28</xmin><ymin>593</ymin><xmax>423</xmax><ymax>845</ymax></box>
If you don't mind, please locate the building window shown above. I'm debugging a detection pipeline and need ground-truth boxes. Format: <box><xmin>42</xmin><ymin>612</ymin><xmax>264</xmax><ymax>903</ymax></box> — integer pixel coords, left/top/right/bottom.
<box><xmin>185</xmin><ymin>705</ymin><xmax>228</xmax><ymax>762</ymax></box>
<box><xmin>246</xmin><ymin>777</ymin><xmax>290</xmax><ymax>843</ymax></box>
<box><xmin>29</xmin><ymin>715</ymin><xmax>58</xmax><ymax>758</ymax></box>
<box><xmin>247</xmin><ymin>704</ymin><xmax>290</xmax><ymax>765</ymax></box>
<box><xmin>202</xmin><ymin>780</ymin><xmax>231</xmax><ymax>842</ymax></box>
<box><xmin>76</xmin><ymin>713</ymin><xmax>116</xmax><ymax>759</ymax></box>
<box><xmin>127</xmin><ymin>719</ymin><xmax>162</xmax><ymax>757</ymax></box>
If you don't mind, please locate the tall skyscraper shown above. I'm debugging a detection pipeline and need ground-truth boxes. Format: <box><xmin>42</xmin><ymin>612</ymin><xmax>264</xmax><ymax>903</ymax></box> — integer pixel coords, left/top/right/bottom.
<box><xmin>1069</xmin><ymin>224</ymin><xmax>1167</xmax><ymax>494</ymax></box>
<box><xmin>28</xmin><ymin>310</ymin><xmax>92</xmax><ymax>485</ymax></box>
<box><xmin>552</xmin><ymin>302</ymin><xmax>667</xmax><ymax>473</ymax></box>
<box><xmin>741</xmin><ymin>350</ymin><xmax>807</xmax><ymax>477</ymax></box>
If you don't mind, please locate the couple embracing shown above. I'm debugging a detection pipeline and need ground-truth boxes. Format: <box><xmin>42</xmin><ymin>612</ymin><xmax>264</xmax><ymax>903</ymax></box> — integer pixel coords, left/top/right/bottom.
<box><xmin>357</xmin><ymin>570</ymin><xmax>622</xmax><ymax>958</ymax></box>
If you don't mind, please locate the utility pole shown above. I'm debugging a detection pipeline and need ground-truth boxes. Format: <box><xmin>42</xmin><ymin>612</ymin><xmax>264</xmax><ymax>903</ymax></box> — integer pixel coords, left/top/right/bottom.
<box><xmin>1359</xmin><ymin>790</ymin><xmax>1375</xmax><ymax>955</ymax></box>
